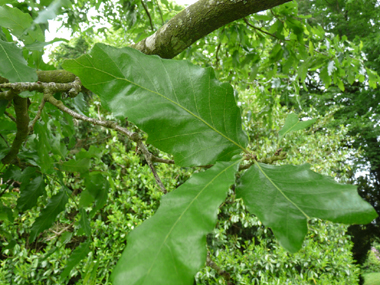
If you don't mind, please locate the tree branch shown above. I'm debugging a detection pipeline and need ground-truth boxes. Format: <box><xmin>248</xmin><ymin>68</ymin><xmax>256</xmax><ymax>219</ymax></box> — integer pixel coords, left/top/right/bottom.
<box><xmin>133</xmin><ymin>0</ymin><xmax>291</xmax><ymax>59</ymax></box>
<box><xmin>141</xmin><ymin>0</ymin><xmax>154</xmax><ymax>31</ymax></box>
<box><xmin>1</xmin><ymin>94</ymin><xmax>30</xmax><ymax>164</ymax></box>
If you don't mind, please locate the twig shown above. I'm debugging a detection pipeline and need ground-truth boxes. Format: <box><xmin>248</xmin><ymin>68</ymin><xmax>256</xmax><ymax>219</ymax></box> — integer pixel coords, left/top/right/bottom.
<box><xmin>153</xmin><ymin>0</ymin><xmax>164</xmax><ymax>25</ymax></box>
<box><xmin>29</xmin><ymin>98</ymin><xmax>46</xmax><ymax>133</ymax></box>
<box><xmin>4</xmin><ymin>110</ymin><xmax>16</xmax><ymax>122</ymax></box>
<box><xmin>244</xmin><ymin>18</ymin><xmax>287</xmax><ymax>41</ymax></box>
<box><xmin>137</xmin><ymin>140</ymin><xmax>167</xmax><ymax>193</ymax></box>
<box><xmin>0</xmin><ymin>134</ymin><xmax>9</xmax><ymax>148</ymax></box>
<box><xmin>44</xmin><ymin>93</ymin><xmax>168</xmax><ymax>193</ymax></box>
<box><xmin>141</xmin><ymin>0</ymin><xmax>154</xmax><ymax>31</ymax></box>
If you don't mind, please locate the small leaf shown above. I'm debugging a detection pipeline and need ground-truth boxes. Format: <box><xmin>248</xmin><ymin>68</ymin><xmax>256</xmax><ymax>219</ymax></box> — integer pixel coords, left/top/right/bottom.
<box><xmin>0</xmin><ymin>203</ymin><xmax>13</xmax><ymax>222</ymax></box>
<box><xmin>298</xmin><ymin>61</ymin><xmax>309</xmax><ymax>82</ymax></box>
<box><xmin>0</xmin><ymin>40</ymin><xmax>37</xmax><ymax>82</ymax></box>
<box><xmin>60</xmin><ymin>239</ymin><xmax>91</xmax><ymax>281</ymax></box>
<box><xmin>17</xmin><ymin>175</ymin><xmax>46</xmax><ymax>211</ymax></box>
<box><xmin>63</xmin><ymin>44</ymin><xmax>248</xmax><ymax>167</ymax></box>
<box><xmin>29</xmin><ymin>187</ymin><xmax>69</xmax><ymax>242</ymax></box>
<box><xmin>83</xmin><ymin>173</ymin><xmax>109</xmax><ymax>217</ymax></box>
<box><xmin>59</xmin><ymin>158</ymin><xmax>91</xmax><ymax>173</ymax></box>
<box><xmin>111</xmin><ymin>159</ymin><xmax>240</xmax><ymax>285</ymax></box>
<box><xmin>279</xmin><ymin>113</ymin><xmax>316</xmax><ymax>140</ymax></box>
<box><xmin>236</xmin><ymin>163</ymin><xmax>378</xmax><ymax>253</ymax></box>
<box><xmin>77</xmin><ymin>208</ymin><xmax>91</xmax><ymax>236</ymax></box>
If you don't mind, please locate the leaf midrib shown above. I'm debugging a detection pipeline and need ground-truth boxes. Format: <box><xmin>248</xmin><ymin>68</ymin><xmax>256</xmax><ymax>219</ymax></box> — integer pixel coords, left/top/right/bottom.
<box><xmin>254</xmin><ymin>161</ymin><xmax>310</xmax><ymax>219</ymax></box>
<box><xmin>71</xmin><ymin>57</ymin><xmax>248</xmax><ymax>154</ymax></box>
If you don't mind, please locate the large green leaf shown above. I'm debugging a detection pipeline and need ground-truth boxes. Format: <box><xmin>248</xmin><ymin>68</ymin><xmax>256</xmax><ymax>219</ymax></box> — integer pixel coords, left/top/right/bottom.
<box><xmin>0</xmin><ymin>40</ymin><xmax>37</xmax><ymax>82</ymax></box>
<box><xmin>63</xmin><ymin>44</ymin><xmax>248</xmax><ymax>167</ymax></box>
<box><xmin>236</xmin><ymin>162</ymin><xmax>378</xmax><ymax>253</ymax></box>
<box><xmin>111</xmin><ymin>159</ymin><xmax>240</xmax><ymax>285</ymax></box>
<box><xmin>29</xmin><ymin>187</ymin><xmax>69</xmax><ymax>242</ymax></box>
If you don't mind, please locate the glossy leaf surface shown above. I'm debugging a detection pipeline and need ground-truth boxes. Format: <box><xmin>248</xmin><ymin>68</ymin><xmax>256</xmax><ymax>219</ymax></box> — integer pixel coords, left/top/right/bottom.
<box><xmin>236</xmin><ymin>162</ymin><xmax>378</xmax><ymax>253</ymax></box>
<box><xmin>63</xmin><ymin>44</ymin><xmax>248</xmax><ymax>167</ymax></box>
<box><xmin>111</xmin><ymin>159</ymin><xmax>240</xmax><ymax>285</ymax></box>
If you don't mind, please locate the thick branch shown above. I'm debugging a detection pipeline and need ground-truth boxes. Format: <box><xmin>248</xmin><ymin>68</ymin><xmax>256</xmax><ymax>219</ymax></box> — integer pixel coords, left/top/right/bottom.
<box><xmin>133</xmin><ymin>0</ymin><xmax>291</xmax><ymax>59</ymax></box>
<box><xmin>1</xmin><ymin>95</ymin><xmax>30</xmax><ymax>164</ymax></box>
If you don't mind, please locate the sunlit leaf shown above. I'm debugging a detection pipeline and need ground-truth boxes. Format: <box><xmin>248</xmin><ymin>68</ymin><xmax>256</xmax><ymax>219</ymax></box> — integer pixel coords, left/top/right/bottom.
<box><xmin>111</xmin><ymin>159</ymin><xmax>240</xmax><ymax>285</ymax></box>
<box><xmin>236</xmin><ymin>162</ymin><xmax>378</xmax><ymax>253</ymax></box>
<box><xmin>0</xmin><ymin>5</ymin><xmax>43</xmax><ymax>44</ymax></box>
<box><xmin>63</xmin><ymin>44</ymin><xmax>248</xmax><ymax>167</ymax></box>
<box><xmin>0</xmin><ymin>40</ymin><xmax>37</xmax><ymax>82</ymax></box>
<box><xmin>279</xmin><ymin>113</ymin><xmax>316</xmax><ymax>140</ymax></box>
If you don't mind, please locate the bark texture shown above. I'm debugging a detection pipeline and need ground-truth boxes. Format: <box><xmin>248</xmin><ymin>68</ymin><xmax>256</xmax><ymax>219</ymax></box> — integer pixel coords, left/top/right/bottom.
<box><xmin>133</xmin><ymin>0</ymin><xmax>291</xmax><ymax>59</ymax></box>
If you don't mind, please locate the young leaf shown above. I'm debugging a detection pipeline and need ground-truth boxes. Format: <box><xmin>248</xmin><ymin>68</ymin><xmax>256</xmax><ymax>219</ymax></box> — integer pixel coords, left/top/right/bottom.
<box><xmin>17</xmin><ymin>175</ymin><xmax>46</xmax><ymax>211</ymax></box>
<box><xmin>236</xmin><ymin>162</ymin><xmax>378</xmax><ymax>253</ymax></box>
<box><xmin>0</xmin><ymin>40</ymin><xmax>37</xmax><ymax>82</ymax></box>
<box><xmin>111</xmin><ymin>159</ymin><xmax>240</xmax><ymax>285</ymax></box>
<box><xmin>63</xmin><ymin>44</ymin><xmax>248</xmax><ymax>167</ymax></box>
<box><xmin>60</xmin><ymin>239</ymin><xmax>91</xmax><ymax>281</ymax></box>
<box><xmin>279</xmin><ymin>113</ymin><xmax>316</xmax><ymax>140</ymax></box>
<box><xmin>29</xmin><ymin>187</ymin><xmax>69</xmax><ymax>242</ymax></box>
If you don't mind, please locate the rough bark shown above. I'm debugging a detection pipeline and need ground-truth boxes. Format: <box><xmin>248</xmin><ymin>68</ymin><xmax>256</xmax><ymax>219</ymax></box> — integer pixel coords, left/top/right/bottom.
<box><xmin>133</xmin><ymin>0</ymin><xmax>291</xmax><ymax>59</ymax></box>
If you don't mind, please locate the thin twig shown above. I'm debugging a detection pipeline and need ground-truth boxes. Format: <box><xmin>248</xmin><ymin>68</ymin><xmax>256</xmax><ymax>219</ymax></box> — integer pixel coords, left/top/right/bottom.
<box><xmin>4</xmin><ymin>110</ymin><xmax>16</xmax><ymax>122</ymax></box>
<box><xmin>244</xmin><ymin>18</ymin><xmax>287</xmax><ymax>41</ymax></box>
<box><xmin>141</xmin><ymin>0</ymin><xmax>154</xmax><ymax>31</ymax></box>
<box><xmin>44</xmin><ymin>93</ymin><xmax>168</xmax><ymax>193</ymax></box>
<box><xmin>29</xmin><ymin>98</ymin><xmax>46</xmax><ymax>133</ymax></box>
<box><xmin>0</xmin><ymin>134</ymin><xmax>9</xmax><ymax>148</ymax></box>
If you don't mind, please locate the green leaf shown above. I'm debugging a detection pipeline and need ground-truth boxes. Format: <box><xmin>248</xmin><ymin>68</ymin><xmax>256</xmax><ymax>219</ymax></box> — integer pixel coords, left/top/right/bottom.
<box><xmin>17</xmin><ymin>175</ymin><xmax>46</xmax><ymax>211</ymax></box>
<box><xmin>29</xmin><ymin>187</ymin><xmax>69</xmax><ymax>242</ymax></box>
<box><xmin>236</xmin><ymin>163</ymin><xmax>378</xmax><ymax>253</ymax></box>
<box><xmin>320</xmin><ymin>66</ymin><xmax>331</xmax><ymax>88</ymax></box>
<box><xmin>77</xmin><ymin>208</ymin><xmax>91</xmax><ymax>236</ymax></box>
<box><xmin>0</xmin><ymin>203</ymin><xmax>13</xmax><ymax>222</ymax></box>
<box><xmin>60</xmin><ymin>239</ymin><xmax>91</xmax><ymax>281</ymax></box>
<box><xmin>0</xmin><ymin>5</ymin><xmax>43</xmax><ymax>44</ymax></box>
<box><xmin>83</xmin><ymin>173</ymin><xmax>109</xmax><ymax>217</ymax></box>
<box><xmin>111</xmin><ymin>159</ymin><xmax>240</xmax><ymax>285</ymax></box>
<box><xmin>59</xmin><ymin>158</ymin><xmax>91</xmax><ymax>173</ymax></box>
<box><xmin>298</xmin><ymin>61</ymin><xmax>309</xmax><ymax>82</ymax></box>
<box><xmin>34</xmin><ymin>0</ymin><xmax>71</xmax><ymax>24</ymax></box>
<box><xmin>63</xmin><ymin>44</ymin><xmax>248</xmax><ymax>167</ymax></box>
<box><xmin>0</xmin><ymin>40</ymin><xmax>37</xmax><ymax>82</ymax></box>
<box><xmin>278</xmin><ymin>113</ymin><xmax>317</xmax><ymax>140</ymax></box>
